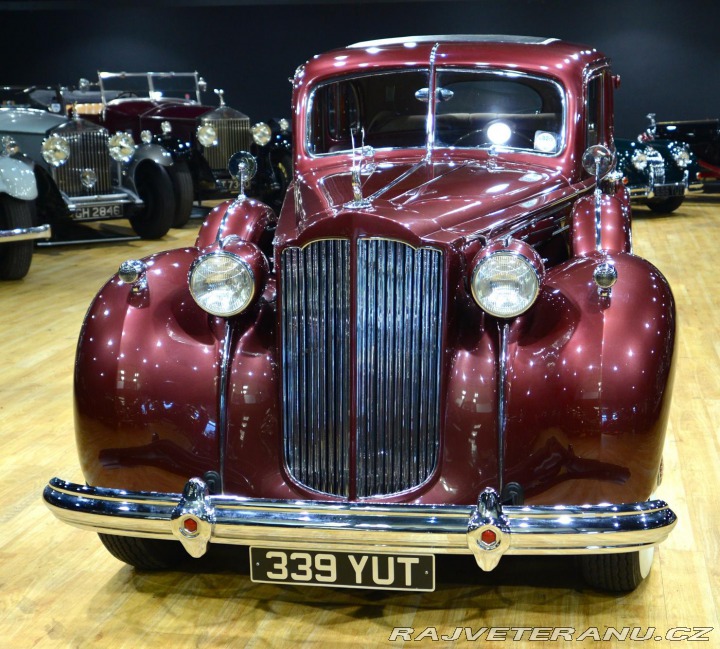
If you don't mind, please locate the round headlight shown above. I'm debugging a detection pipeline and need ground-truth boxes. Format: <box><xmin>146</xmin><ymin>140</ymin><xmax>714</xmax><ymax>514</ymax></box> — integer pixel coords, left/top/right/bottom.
<box><xmin>278</xmin><ymin>118</ymin><xmax>290</xmax><ymax>133</ymax></box>
<box><xmin>672</xmin><ymin>146</ymin><xmax>691</xmax><ymax>168</ymax></box>
<box><xmin>41</xmin><ymin>135</ymin><xmax>71</xmax><ymax>167</ymax></box>
<box><xmin>631</xmin><ymin>149</ymin><xmax>648</xmax><ymax>171</ymax></box>
<box><xmin>197</xmin><ymin>124</ymin><xmax>218</xmax><ymax>147</ymax></box>
<box><xmin>1</xmin><ymin>135</ymin><xmax>20</xmax><ymax>156</ymax></box>
<box><xmin>108</xmin><ymin>132</ymin><xmax>135</xmax><ymax>162</ymax></box>
<box><xmin>189</xmin><ymin>252</ymin><xmax>255</xmax><ymax>317</ymax></box>
<box><xmin>251</xmin><ymin>122</ymin><xmax>272</xmax><ymax>146</ymax></box>
<box><xmin>471</xmin><ymin>249</ymin><xmax>541</xmax><ymax>318</ymax></box>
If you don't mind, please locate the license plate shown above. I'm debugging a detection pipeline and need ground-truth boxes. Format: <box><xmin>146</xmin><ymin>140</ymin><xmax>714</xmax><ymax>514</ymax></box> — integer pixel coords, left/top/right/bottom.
<box><xmin>654</xmin><ymin>185</ymin><xmax>684</xmax><ymax>198</ymax></box>
<box><xmin>218</xmin><ymin>178</ymin><xmax>240</xmax><ymax>192</ymax></box>
<box><xmin>74</xmin><ymin>203</ymin><xmax>124</xmax><ymax>220</ymax></box>
<box><xmin>250</xmin><ymin>547</ymin><xmax>435</xmax><ymax>591</ymax></box>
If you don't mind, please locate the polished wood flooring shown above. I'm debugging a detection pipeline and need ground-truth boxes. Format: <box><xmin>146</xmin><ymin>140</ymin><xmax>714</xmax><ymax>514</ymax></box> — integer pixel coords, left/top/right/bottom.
<box><xmin>1</xmin><ymin>199</ymin><xmax>719</xmax><ymax>648</ymax></box>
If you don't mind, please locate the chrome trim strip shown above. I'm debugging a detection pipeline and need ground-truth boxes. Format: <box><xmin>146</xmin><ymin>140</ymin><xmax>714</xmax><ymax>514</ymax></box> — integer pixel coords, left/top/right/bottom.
<box><xmin>217</xmin><ymin>321</ymin><xmax>233</xmax><ymax>492</ymax></box>
<box><xmin>44</xmin><ymin>477</ymin><xmax>678</xmax><ymax>571</ymax></box>
<box><xmin>0</xmin><ymin>223</ymin><xmax>51</xmax><ymax>243</ymax></box>
<box><xmin>497</xmin><ymin>323</ymin><xmax>509</xmax><ymax>492</ymax></box>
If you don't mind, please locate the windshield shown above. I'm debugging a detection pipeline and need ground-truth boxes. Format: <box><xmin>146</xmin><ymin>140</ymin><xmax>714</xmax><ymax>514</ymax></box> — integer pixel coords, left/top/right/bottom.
<box><xmin>307</xmin><ymin>68</ymin><xmax>564</xmax><ymax>156</ymax></box>
<box><xmin>98</xmin><ymin>72</ymin><xmax>203</xmax><ymax>102</ymax></box>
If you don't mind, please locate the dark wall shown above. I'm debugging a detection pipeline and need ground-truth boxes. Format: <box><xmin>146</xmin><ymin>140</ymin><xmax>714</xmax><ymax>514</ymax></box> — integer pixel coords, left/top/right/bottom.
<box><xmin>1</xmin><ymin>0</ymin><xmax>718</xmax><ymax>136</ymax></box>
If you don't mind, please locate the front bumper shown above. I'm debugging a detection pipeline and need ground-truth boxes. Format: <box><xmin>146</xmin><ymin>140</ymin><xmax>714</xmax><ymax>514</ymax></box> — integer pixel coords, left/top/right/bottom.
<box><xmin>44</xmin><ymin>477</ymin><xmax>677</xmax><ymax>571</ymax></box>
<box><xmin>0</xmin><ymin>223</ymin><xmax>51</xmax><ymax>243</ymax></box>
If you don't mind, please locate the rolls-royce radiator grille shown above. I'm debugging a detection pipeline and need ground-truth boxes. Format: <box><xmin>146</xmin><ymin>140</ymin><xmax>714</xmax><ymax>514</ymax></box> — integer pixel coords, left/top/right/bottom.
<box><xmin>281</xmin><ymin>238</ymin><xmax>443</xmax><ymax>498</ymax></box>
<box><xmin>54</xmin><ymin>131</ymin><xmax>112</xmax><ymax>196</ymax></box>
<box><xmin>202</xmin><ymin>118</ymin><xmax>251</xmax><ymax>172</ymax></box>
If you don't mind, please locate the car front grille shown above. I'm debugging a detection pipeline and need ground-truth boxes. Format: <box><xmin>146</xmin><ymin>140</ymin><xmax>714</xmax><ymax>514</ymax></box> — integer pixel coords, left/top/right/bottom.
<box><xmin>281</xmin><ymin>238</ymin><xmax>444</xmax><ymax>498</ymax></box>
<box><xmin>647</xmin><ymin>151</ymin><xmax>665</xmax><ymax>184</ymax></box>
<box><xmin>54</xmin><ymin>130</ymin><xmax>112</xmax><ymax>197</ymax></box>
<box><xmin>201</xmin><ymin>117</ymin><xmax>252</xmax><ymax>172</ymax></box>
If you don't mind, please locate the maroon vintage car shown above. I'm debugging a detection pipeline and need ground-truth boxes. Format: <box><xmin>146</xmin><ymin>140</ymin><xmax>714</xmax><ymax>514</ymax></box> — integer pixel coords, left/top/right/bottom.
<box><xmin>45</xmin><ymin>36</ymin><xmax>677</xmax><ymax>593</ymax></box>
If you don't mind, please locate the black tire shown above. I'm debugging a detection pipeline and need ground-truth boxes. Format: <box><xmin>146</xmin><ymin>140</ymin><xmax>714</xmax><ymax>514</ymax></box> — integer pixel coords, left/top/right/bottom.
<box><xmin>129</xmin><ymin>163</ymin><xmax>175</xmax><ymax>239</ymax></box>
<box><xmin>580</xmin><ymin>548</ymin><xmax>654</xmax><ymax>592</ymax></box>
<box><xmin>646</xmin><ymin>196</ymin><xmax>684</xmax><ymax>214</ymax></box>
<box><xmin>98</xmin><ymin>533</ymin><xmax>186</xmax><ymax>570</ymax></box>
<box><xmin>0</xmin><ymin>194</ymin><xmax>35</xmax><ymax>280</ymax></box>
<box><xmin>168</xmin><ymin>161</ymin><xmax>194</xmax><ymax>228</ymax></box>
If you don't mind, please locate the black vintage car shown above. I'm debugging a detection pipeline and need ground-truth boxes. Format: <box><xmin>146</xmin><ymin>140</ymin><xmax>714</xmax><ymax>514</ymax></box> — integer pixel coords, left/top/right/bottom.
<box><xmin>642</xmin><ymin>113</ymin><xmax>720</xmax><ymax>187</ymax></box>
<box><xmin>69</xmin><ymin>72</ymin><xmax>292</xmax><ymax>225</ymax></box>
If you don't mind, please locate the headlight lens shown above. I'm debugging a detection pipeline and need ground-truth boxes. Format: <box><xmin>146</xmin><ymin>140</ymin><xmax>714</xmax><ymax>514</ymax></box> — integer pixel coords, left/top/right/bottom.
<box><xmin>631</xmin><ymin>149</ymin><xmax>648</xmax><ymax>171</ymax></box>
<box><xmin>189</xmin><ymin>252</ymin><xmax>255</xmax><ymax>317</ymax></box>
<box><xmin>41</xmin><ymin>135</ymin><xmax>71</xmax><ymax>167</ymax></box>
<box><xmin>471</xmin><ymin>251</ymin><xmax>540</xmax><ymax>318</ymax></box>
<box><xmin>1</xmin><ymin>136</ymin><xmax>20</xmax><ymax>156</ymax></box>
<box><xmin>671</xmin><ymin>146</ymin><xmax>691</xmax><ymax>168</ymax></box>
<box><xmin>251</xmin><ymin>122</ymin><xmax>272</xmax><ymax>146</ymax></box>
<box><xmin>108</xmin><ymin>132</ymin><xmax>135</xmax><ymax>162</ymax></box>
<box><xmin>197</xmin><ymin>124</ymin><xmax>218</xmax><ymax>147</ymax></box>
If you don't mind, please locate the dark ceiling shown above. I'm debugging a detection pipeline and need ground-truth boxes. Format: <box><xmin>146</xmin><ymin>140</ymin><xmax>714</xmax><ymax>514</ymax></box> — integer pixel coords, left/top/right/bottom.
<box><xmin>2</xmin><ymin>0</ymin><xmax>717</xmax><ymax>136</ymax></box>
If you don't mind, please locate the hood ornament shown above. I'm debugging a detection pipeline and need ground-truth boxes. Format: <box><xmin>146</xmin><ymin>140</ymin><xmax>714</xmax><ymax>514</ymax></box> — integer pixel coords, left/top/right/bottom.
<box><xmin>344</xmin><ymin>128</ymin><xmax>375</xmax><ymax>209</ymax></box>
<box><xmin>228</xmin><ymin>151</ymin><xmax>257</xmax><ymax>203</ymax></box>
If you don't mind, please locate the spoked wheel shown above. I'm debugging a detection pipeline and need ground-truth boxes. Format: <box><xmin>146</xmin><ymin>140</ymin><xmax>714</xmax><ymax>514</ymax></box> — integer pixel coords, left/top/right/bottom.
<box><xmin>168</xmin><ymin>161</ymin><xmax>194</xmax><ymax>228</ymax></box>
<box><xmin>0</xmin><ymin>194</ymin><xmax>35</xmax><ymax>280</ymax></box>
<box><xmin>580</xmin><ymin>547</ymin><xmax>655</xmax><ymax>592</ymax></box>
<box><xmin>98</xmin><ymin>533</ymin><xmax>186</xmax><ymax>570</ymax></box>
<box><xmin>129</xmin><ymin>163</ymin><xmax>175</xmax><ymax>239</ymax></box>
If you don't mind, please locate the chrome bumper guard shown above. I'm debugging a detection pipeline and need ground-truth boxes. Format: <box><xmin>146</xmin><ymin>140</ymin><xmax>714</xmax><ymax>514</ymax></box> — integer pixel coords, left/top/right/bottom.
<box><xmin>44</xmin><ymin>477</ymin><xmax>677</xmax><ymax>571</ymax></box>
<box><xmin>0</xmin><ymin>223</ymin><xmax>51</xmax><ymax>243</ymax></box>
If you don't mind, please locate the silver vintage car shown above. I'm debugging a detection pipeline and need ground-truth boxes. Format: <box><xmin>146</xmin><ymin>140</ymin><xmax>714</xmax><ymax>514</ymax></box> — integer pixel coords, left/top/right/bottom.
<box><xmin>0</xmin><ymin>86</ymin><xmax>176</xmax><ymax>256</ymax></box>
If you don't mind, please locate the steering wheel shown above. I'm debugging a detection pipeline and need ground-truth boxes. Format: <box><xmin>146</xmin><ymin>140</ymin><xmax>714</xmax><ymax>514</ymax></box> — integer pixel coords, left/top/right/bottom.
<box><xmin>116</xmin><ymin>91</ymin><xmax>139</xmax><ymax>99</ymax></box>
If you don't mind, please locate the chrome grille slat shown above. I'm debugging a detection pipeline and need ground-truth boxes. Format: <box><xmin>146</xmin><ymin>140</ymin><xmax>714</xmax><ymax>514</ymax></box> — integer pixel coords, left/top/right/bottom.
<box><xmin>282</xmin><ymin>241</ymin><xmax>351</xmax><ymax>497</ymax></box>
<box><xmin>202</xmin><ymin>118</ymin><xmax>251</xmax><ymax>171</ymax></box>
<box><xmin>282</xmin><ymin>238</ymin><xmax>443</xmax><ymax>499</ymax></box>
<box><xmin>54</xmin><ymin>131</ymin><xmax>112</xmax><ymax>196</ymax></box>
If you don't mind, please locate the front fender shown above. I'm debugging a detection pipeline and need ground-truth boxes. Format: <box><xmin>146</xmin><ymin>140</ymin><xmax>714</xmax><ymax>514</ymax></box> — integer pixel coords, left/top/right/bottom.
<box><xmin>502</xmin><ymin>251</ymin><xmax>675</xmax><ymax>505</ymax></box>
<box><xmin>0</xmin><ymin>156</ymin><xmax>38</xmax><ymax>200</ymax></box>
<box><xmin>75</xmin><ymin>248</ymin><xmax>224</xmax><ymax>492</ymax></box>
<box><xmin>129</xmin><ymin>143</ymin><xmax>174</xmax><ymax>170</ymax></box>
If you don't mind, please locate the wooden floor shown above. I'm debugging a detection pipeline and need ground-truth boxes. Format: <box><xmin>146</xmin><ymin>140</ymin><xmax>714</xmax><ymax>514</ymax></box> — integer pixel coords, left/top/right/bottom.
<box><xmin>1</xmin><ymin>200</ymin><xmax>719</xmax><ymax>648</ymax></box>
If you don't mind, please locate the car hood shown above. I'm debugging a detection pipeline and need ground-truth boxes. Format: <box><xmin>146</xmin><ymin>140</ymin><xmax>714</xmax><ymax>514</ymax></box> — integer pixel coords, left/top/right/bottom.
<box><xmin>0</xmin><ymin>107</ymin><xmax>66</xmax><ymax>135</ymax></box>
<box><xmin>106</xmin><ymin>98</ymin><xmax>213</xmax><ymax>122</ymax></box>
<box><xmin>288</xmin><ymin>158</ymin><xmax>574</xmax><ymax>245</ymax></box>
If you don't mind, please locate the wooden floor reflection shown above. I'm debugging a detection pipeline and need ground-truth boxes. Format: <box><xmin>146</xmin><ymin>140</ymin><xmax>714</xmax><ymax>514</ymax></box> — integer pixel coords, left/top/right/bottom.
<box><xmin>1</xmin><ymin>199</ymin><xmax>718</xmax><ymax>647</ymax></box>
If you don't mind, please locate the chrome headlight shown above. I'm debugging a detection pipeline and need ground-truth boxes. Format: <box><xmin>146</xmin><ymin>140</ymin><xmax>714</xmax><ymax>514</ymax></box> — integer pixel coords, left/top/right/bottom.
<box><xmin>197</xmin><ymin>124</ymin><xmax>218</xmax><ymax>147</ymax></box>
<box><xmin>278</xmin><ymin>118</ymin><xmax>290</xmax><ymax>133</ymax></box>
<box><xmin>189</xmin><ymin>251</ymin><xmax>255</xmax><ymax>317</ymax></box>
<box><xmin>671</xmin><ymin>145</ymin><xmax>691</xmax><ymax>168</ymax></box>
<box><xmin>471</xmin><ymin>241</ymin><xmax>543</xmax><ymax>318</ymax></box>
<box><xmin>41</xmin><ymin>135</ymin><xmax>71</xmax><ymax>167</ymax></box>
<box><xmin>108</xmin><ymin>132</ymin><xmax>135</xmax><ymax>162</ymax></box>
<box><xmin>631</xmin><ymin>149</ymin><xmax>648</xmax><ymax>171</ymax></box>
<box><xmin>251</xmin><ymin>122</ymin><xmax>272</xmax><ymax>146</ymax></box>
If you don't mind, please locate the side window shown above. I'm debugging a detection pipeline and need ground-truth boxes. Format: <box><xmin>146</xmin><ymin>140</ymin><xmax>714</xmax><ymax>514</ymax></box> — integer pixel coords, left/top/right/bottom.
<box><xmin>586</xmin><ymin>73</ymin><xmax>605</xmax><ymax>147</ymax></box>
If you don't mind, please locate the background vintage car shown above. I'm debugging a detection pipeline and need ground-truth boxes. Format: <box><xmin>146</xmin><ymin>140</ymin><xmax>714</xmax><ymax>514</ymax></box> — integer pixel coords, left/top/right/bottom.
<box><xmin>615</xmin><ymin>136</ymin><xmax>700</xmax><ymax>213</ymax></box>
<box><xmin>0</xmin><ymin>86</ymin><xmax>177</xmax><ymax>248</ymax></box>
<box><xmin>45</xmin><ymin>36</ymin><xmax>677</xmax><ymax>594</ymax></box>
<box><xmin>642</xmin><ymin>113</ymin><xmax>720</xmax><ymax>189</ymax></box>
<box><xmin>70</xmin><ymin>72</ymin><xmax>292</xmax><ymax>226</ymax></box>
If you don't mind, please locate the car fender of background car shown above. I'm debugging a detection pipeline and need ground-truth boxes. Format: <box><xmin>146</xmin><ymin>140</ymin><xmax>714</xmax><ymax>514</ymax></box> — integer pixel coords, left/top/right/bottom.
<box><xmin>0</xmin><ymin>134</ymin><xmax>50</xmax><ymax>279</ymax></box>
<box><xmin>44</xmin><ymin>35</ymin><xmax>677</xmax><ymax>593</ymax></box>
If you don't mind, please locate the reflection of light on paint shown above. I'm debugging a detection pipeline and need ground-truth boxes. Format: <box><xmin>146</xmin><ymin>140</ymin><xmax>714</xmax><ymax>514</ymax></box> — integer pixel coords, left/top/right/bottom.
<box><xmin>487</xmin><ymin>122</ymin><xmax>512</xmax><ymax>145</ymax></box>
